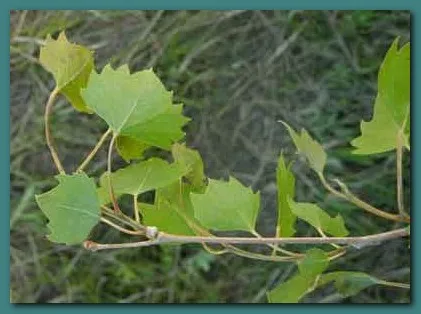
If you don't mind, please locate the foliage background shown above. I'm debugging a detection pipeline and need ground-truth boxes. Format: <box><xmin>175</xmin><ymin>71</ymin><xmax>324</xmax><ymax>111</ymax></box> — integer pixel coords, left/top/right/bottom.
<box><xmin>9</xmin><ymin>10</ymin><xmax>410</xmax><ymax>303</ymax></box>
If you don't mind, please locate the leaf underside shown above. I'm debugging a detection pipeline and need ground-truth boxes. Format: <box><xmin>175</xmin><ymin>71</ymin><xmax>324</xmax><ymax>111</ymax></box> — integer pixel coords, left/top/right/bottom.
<box><xmin>35</xmin><ymin>173</ymin><xmax>100</xmax><ymax>244</ymax></box>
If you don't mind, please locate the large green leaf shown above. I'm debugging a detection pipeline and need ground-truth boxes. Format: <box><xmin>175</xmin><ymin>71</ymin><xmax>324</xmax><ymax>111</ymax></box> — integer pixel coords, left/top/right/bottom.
<box><xmin>191</xmin><ymin>177</ymin><xmax>260</xmax><ymax>232</ymax></box>
<box><xmin>35</xmin><ymin>173</ymin><xmax>100</xmax><ymax>244</ymax></box>
<box><xmin>121</xmin><ymin>104</ymin><xmax>190</xmax><ymax>150</ymax></box>
<box><xmin>39</xmin><ymin>32</ymin><xmax>94</xmax><ymax>113</ymax></box>
<box><xmin>267</xmin><ymin>248</ymin><xmax>329</xmax><ymax>303</ymax></box>
<box><xmin>172</xmin><ymin>143</ymin><xmax>207</xmax><ymax>193</ymax></box>
<box><xmin>318</xmin><ymin>271</ymin><xmax>380</xmax><ymax>298</ymax></box>
<box><xmin>276</xmin><ymin>154</ymin><xmax>296</xmax><ymax>237</ymax></box>
<box><xmin>351</xmin><ymin>39</ymin><xmax>410</xmax><ymax>154</ymax></box>
<box><xmin>288</xmin><ymin>197</ymin><xmax>349</xmax><ymax>237</ymax></box>
<box><xmin>98</xmin><ymin>158</ymin><xmax>188</xmax><ymax>205</ymax></box>
<box><xmin>281</xmin><ymin>122</ymin><xmax>326</xmax><ymax>173</ymax></box>
<box><xmin>81</xmin><ymin>65</ymin><xmax>189</xmax><ymax>149</ymax></box>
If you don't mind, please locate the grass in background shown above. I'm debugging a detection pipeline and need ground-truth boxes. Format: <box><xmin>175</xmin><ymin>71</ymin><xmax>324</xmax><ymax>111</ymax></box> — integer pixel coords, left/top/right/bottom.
<box><xmin>10</xmin><ymin>10</ymin><xmax>410</xmax><ymax>303</ymax></box>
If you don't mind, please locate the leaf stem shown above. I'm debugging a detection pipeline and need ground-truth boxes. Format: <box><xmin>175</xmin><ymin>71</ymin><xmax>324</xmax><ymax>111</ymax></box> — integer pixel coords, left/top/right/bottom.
<box><xmin>133</xmin><ymin>195</ymin><xmax>140</xmax><ymax>223</ymax></box>
<box><xmin>107</xmin><ymin>133</ymin><xmax>121</xmax><ymax>213</ymax></box>
<box><xmin>251</xmin><ymin>230</ymin><xmax>303</xmax><ymax>257</ymax></box>
<box><xmin>379</xmin><ymin>280</ymin><xmax>410</xmax><ymax>290</ymax></box>
<box><xmin>76</xmin><ymin>128</ymin><xmax>112</xmax><ymax>173</ymax></box>
<box><xmin>84</xmin><ymin>227</ymin><xmax>408</xmax><ymax>251</ymax></box>
<box><xmin>317</xmin><ymin>173</ymin><xmax>409</xmax><ymax>223</ymax></box>
<box><xmin>396</xmin><ymin>129</ymin><xmax>409</xmax><ymax>219</ymax></box>
<box><xmin>44</xmin><ymin>88</ymin><xmax>65</xmax><ymax>174</ymax></box>
<box><xmin>100</xmin><ymin>217</ymin><xmax>143</xmax><ymax>235</ymax></box>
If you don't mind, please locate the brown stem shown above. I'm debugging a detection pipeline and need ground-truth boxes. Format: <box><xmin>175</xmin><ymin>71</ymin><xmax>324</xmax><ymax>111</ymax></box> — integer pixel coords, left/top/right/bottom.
<box><xmin>44</xmin><ymin>88</ymin><xmax>65</xmax><ymax>174</ymax></box>
<box><xmin>84</xmin><ymin>227</ymin><xmax>408</xmax><ymax>251</ymax></box>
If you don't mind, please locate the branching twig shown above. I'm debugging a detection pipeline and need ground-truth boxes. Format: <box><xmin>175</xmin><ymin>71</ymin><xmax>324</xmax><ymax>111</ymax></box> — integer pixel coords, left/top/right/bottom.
<box><xmin>84</xmin><ymin>227</ymin><xmax>409</xmax><ymax>252</ymax></box>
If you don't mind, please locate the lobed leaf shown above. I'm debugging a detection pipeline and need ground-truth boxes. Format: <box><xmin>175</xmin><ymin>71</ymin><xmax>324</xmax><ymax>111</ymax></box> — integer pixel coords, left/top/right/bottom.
<box><xmin>288</xmin><ymin>197</ymin><xmax>349</xmax><ymax>237</ymax></box>
<box><xmin>267</xmin><ymin>248</ymin><xmax>329</xmax><ymax>303</ymax></box>
<box><xmin>81</xmin><ymin>65</ymin><xmax>189</xmax><ymax>149</ymax></box>
<box><xmin>39</xmin><ymin>32</ymin><xmax>94</xmax><ymax>113</ymax></box>
<box><xmin>98</xmin><ymin>158</ymin><xmax>188</xmax><ymax>205</ymax></box>
<box><xmin>276</xmin><ymin>154</ymin><xmax>296</xmax><ymax>237</ymax></box>
<box><xmin>35</xmin><ymin>173</ymin><xmax>100</xmax><ymax>244</ymax></box>
<box><xmin>191</xmin><ymin>177</ymin><xmax>260</xmax><ymax>232</ymax></box>
<box><xmin>351</xmin><ymin>39</ymin><xmax>410</xmax><ymax>154</ymax></box>
<box><xmin>318</xmin><ymin>271</ymin><xmax>380</xmax><ymax>298</ymax></box>
<box><xmin>281</xmin><ymin>122</ymin><xmax>326</xmax><ymax>173</ymax></box>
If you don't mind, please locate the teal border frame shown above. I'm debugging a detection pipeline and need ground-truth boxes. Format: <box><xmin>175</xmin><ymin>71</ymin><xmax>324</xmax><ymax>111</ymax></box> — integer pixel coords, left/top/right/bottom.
<box><xmin>3</xmin><ymin>0</ymin><xmax>418</xmax><ymax>312</ymax></box>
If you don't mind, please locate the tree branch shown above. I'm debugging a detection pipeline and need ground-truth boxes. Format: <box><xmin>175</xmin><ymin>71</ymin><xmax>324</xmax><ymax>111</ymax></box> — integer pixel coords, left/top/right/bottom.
<box><xmin>84</xmin><ymin>227</ymin><xmax>409</xmax><ymax>252</ymax></box>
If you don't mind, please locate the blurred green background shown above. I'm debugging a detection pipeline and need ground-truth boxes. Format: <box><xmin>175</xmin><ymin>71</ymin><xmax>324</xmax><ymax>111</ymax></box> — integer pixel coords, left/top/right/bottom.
<box><xmin>10</xmin><ymin>10</ymin><xmax>410</xmax><ymax>303</ymax></box>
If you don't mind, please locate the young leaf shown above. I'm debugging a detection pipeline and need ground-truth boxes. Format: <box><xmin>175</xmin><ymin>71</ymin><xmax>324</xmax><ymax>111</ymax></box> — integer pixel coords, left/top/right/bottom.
<box><xmin>351</xmin><ymin>39</ymin><xmax>410</xmax><ymax>154</ymax></box>
<box><xmin>98</xmin><ymin>158</ymin><xmax>188</xmax><ymax>204</ymax></box>
<box><xmin>35</xmin><ymin>173</ymin><xmax>100</xmax><ymax>244</ymax></box>
<box><xmin>281</xmin><ymin>122</ymin><xmax>326</xmax><ymax>173</ymax></box>
<box><xmin>378</xmin><ymin>38</ymin><xmax>410</xmax><ymax>130</ymax></box>
<box><xmin>172</xmin><ymin>143</ymin><xmax>207</xmax><ymax>193</ymax></box>
<box><xmin>191</xmin><ymin>177</ymin><xmax>260</xmax><ymax>232</ymax></box>
<box><xmin>39</xmin><ymin>32</ymin><xmax>94</xmax><ymax>113</ymax></box>
<box><xmin>318</xmin><ymin>271</ymin><xmax>380</xmax><ymax>298</ymax></box>
<box><xmin>297</xmin><ymin>248</ymin><xmax>329</xmax><ymax>277</ymax></box>
<box><xmin>116</xmin><ymin>136</ymin><xmax>149</xmax><ymax>162</ymax></box>
<box><xmin>267</xmin><ymin>248</ymin><xmax>329</xmax><ymax>303</ymax></box>
<box><xmin>81</xmin><ymin>65</ymin><xmax>189</xmax><ymax>149</ymax></box>
<box><xmin>142</xmin><ymin>181</ymin><xmax>202</xmax><ymax>235</ymax></box>
<box><xmin>276</xmin><ymin>154</ymin><xmax>296</xmax><ymax>237</ymax></box>
<box><xmin>288</xmin><ymin>197</ymin><xmax>349</xmax><ymax>237</ymax></box>
<box><xmin>141</xmin><ymin>201</ymin><xmax>196</xmax><ymax>236</ymax></box>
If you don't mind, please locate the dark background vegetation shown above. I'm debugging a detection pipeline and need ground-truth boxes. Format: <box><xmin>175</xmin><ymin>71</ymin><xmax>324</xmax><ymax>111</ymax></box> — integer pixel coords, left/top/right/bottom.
<box><xmin>10</xmin><ymin>10</ymin><xmax>410</xmax><ymax>303</ymax></box>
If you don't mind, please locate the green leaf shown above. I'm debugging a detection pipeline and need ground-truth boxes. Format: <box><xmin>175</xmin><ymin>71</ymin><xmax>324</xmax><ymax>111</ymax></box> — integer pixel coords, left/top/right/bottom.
<box><xmin>39</xmin><ymin>32</ymin><xmax>94</xmax><ymax>113</ymax></box>
<box><xmin>191</xmin><ymin>177</ymin><xmax>260</xmax><ymax>232</ymax></box>
<box><xmin>351</xmin><ymin>95</ymin><xmax>407</xmax><ymax>154</ymax></box>
<box><xmin>378</xmin><ymin>38</ymin><xmax>410</xmax><ymax>130</ymax></box>
<box><xmin>121</xmin><ymin>104</ymin><xmax>190</xmax><ymax>150</ymax></box>
<box><xmin>267</xmin><ymin>248</ymin><xmax>329</xmax><ymax>303</ymax></box>
<box><xmin>318</xmin><ymin>271</ymin><xmax>380</xmax><ymax>297</ymax></box>
<box><xmin>116</xmin><ymin>135</ymin><xmax>149</xmax><ymax>162</ymax></box>
<box><xmin>298</xmin><ymin>248</ymin><xmax>329</xmax><ymax>277</ymax></box>
<box><xmin>351</xmin><ymin>39</ymin><xmax>410</xmax><ymax>154</ymax></box>
<box><xmin>35</xmin><ymin>173</ymin><xmax>100</xmax><ymax>244</ymax></box>
<box><xmin>142</xmin><ymin>181</ymin><xmax>202</xmax><ymax>235</ymax></box>
<box><xmin>98</xmin><ymin>158</ymin><xmax>188</xmax><ymax>205</ymax></box>
<box><xmin>81</xmin><ymin>65</ymin><xmax>189</xmax><ymax>149</ymax></box>
<box><xmin>288</xmin><ymin>197</ymin><xmax>349</xmax><ymax>237</ymax></box>
<box><xmin>276</xmin><ymin>154</ymin><xmax>296</xmax><ymax>237</ymax></box>
<box><xmin>172</xmin><ymin>143</ymin><xmax>207</xmax><ymax>193</ymax></box>
<box><xmin>281</xmin><ymin>122</ymin><xmax>326</xmax><ymax>173</ymax></box>
<box><xmin>141</xmin><ymin>201</ymin><xmax>196</xmax><ymax>236</ymax></box>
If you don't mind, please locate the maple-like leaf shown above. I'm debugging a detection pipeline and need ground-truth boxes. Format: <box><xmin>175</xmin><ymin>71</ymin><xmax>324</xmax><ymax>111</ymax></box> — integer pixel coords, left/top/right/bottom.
<box><xmin>81</xmin><ymin>65</ymin><xmax>189</xmax><ymax>150</ymax></box>
<box><xmin>39</xmin><ymin>32</ymin><xmax>94</xmax><ymax>113</ymax></box>
<box><xmin>35</xmin><ymin>173</ymin><xmax>100</xmax><ymax>244</ymax></box>
<box><xmin>191</xmin><ymin>177</ymin><xmax>260</xmax><ymax>232</ymax></box>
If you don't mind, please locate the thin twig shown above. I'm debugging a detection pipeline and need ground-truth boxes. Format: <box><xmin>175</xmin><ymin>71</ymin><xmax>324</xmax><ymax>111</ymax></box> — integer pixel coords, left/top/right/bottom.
<box><xmin>77</xmin><ymin>128</ymin><xmax>112</xmax><ymax>173</ymax></box>
<box><xmin>100</xmin><ymin>217</ymin><xmax>143</xmax><ymax>236</ymax></box>
<box><xmin>318</xmin><ymin>173</ymin><xmax>409</xmax><ymax>223</ymax></box>
<box><xmin>84</xmin><ymin>227</ymin><xmax>409</xmax><ymax>252</ymax></box>
<box><xmin>44</xmin><ymin>88</ymin><xmax>65</xmax><ymax>174</ymax></box>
